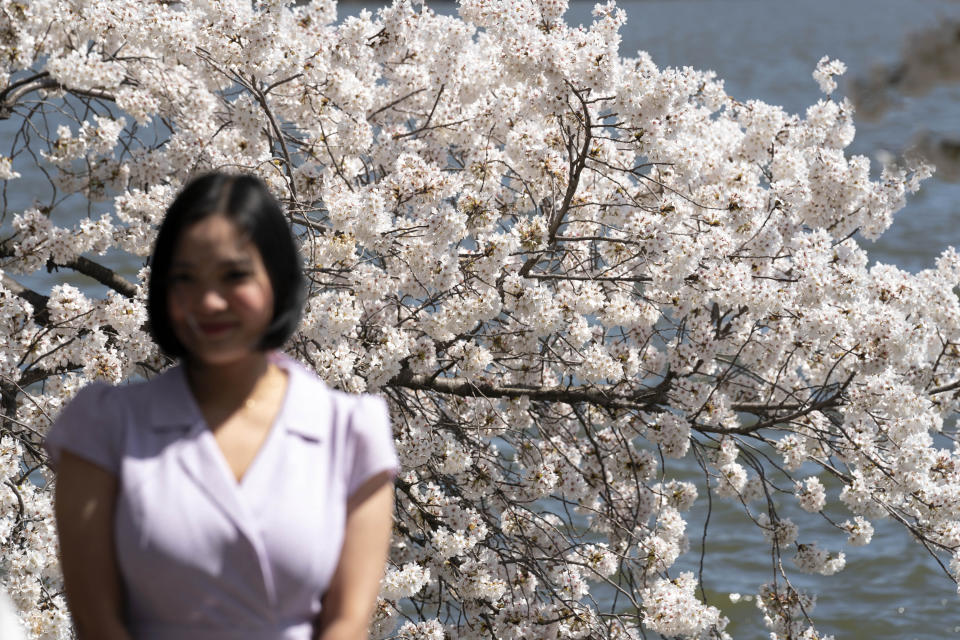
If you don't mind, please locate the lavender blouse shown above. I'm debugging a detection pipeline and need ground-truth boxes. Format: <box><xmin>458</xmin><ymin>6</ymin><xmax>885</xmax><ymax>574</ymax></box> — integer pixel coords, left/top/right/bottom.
<box><xmin>44</xmin><ymin>353</ymin><xmax>399</xmax><ymax>640</ymax></box>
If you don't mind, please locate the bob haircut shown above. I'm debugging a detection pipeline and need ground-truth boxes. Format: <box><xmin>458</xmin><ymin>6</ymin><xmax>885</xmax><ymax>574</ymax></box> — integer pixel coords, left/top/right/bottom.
<box><xmin>147</xmin><ymin>172</ymin><xmax>306</xmax><ymax>360</ymax></box>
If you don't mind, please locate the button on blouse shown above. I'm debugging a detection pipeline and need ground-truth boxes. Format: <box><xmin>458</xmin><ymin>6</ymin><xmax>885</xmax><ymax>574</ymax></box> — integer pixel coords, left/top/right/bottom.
<box><xmin>44</xmin><ymin>353</ymin><xmax>399</xmax><ymax>640</ymax></box>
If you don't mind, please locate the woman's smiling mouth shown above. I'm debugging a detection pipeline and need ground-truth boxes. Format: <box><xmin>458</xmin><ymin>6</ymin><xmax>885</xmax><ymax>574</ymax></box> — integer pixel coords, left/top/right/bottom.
<box><xmin>197</xmin><ymin>321</ymin><xmax>236</xmax><ymax>336</ymax></box>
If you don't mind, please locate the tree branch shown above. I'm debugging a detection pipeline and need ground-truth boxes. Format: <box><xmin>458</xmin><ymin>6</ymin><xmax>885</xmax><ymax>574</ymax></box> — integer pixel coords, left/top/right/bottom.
<box><xmin>54</xmin><ymin>256</ymin><xmax>138</xmax><ymax>298</ymax></box>
<box><xmin>518</xmin><ymin>86</ymin><xmax>593</xmax><ymax>277</ymax></box>
<box><xmin>367</xmin><ymin>87</ymin><xmax>428</xmax><ymax>121</ymax></box>
<box><xmin>389</xmin><ymin>368</ymin><xmax>666</xmax><ymax>411</ymax></box>
<box><xmin>1</xmin><ymin>273</ymin><xmax>50</xmax><ymax>323</ymax></box>
<box><xmin>0</xmin><ymin>74</ymin><xmax>116</xmax><ymax>119</ymax></box>
<box><xmin>1</xmin><ymin>242</ymin><xmax>138</xmax><ymax>298</ymax></box>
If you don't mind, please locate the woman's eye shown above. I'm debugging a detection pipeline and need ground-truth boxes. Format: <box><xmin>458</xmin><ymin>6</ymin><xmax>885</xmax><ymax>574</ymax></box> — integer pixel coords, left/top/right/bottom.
<box><xmin>168</xmin><ymin>273</ymin><xmax>191</xmax><ymax>283</ymax></box>
<box><xmin>226</xmin><ymin>270</ymin><xmax>252</xmax><ymax>280</ymax></box>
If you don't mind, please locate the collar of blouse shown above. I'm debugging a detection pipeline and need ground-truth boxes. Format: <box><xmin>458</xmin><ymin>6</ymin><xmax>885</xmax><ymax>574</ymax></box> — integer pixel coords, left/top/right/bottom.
<box><xmin>143</xmin><ymin>354</ymin><xmax>328</xmax><ymax>443</ymax></box>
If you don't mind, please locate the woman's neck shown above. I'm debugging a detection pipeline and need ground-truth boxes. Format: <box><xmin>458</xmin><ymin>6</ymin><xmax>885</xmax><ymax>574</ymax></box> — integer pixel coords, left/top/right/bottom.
<box><xmin>183</xmin><ymin>351</ymin><xmax>278</xmax><ymax>411</ymax></box>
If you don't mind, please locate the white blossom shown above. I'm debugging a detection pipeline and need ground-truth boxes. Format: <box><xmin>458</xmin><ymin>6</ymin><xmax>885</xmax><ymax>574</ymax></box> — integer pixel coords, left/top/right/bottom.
<box><xmin>382</xmin><ymin>563</ymin><xmax>431</xmax><ymax>600</ymax></box>
<box><xmin>795</xmin><ymin>476</ymin><xmax>827</xmax><ymax>513</ymax></box>
<box><xmin>793</xmin><ymin>543</ymin><xmax>846</xmax><ymax>576</ymax></box>
<box><xmin>640</xmin><ymin>573</ymin><xmax>724</xmax><ymax>637</ymax></box>
<box><xmin>841</xmin><ymin>516</ymin><xmax>874</xmax><ymax>546</ymax></box>
<box><xmin>813</xmin><ymin>56</ymin><xmax>847</xmax><ymax>95</ymax></box>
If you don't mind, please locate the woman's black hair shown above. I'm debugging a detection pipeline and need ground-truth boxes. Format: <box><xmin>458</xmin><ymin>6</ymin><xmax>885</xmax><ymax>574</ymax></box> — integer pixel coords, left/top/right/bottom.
<box><xmin>147</xmin><ymin>172</ymin><xmax>306</xmax><ymax>359</ymax></box>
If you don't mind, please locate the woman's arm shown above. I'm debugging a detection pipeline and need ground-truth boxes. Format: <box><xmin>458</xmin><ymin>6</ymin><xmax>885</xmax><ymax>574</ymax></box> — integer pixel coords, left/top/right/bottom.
<box><xmin>316</xmin><ymin>471</ymin><xmax>395</xmax><ymax>640</ymax></box>
<box><xmin>54</xmin><ymin>452</ymin><xmax>131</xmax><ymax>640</ymax></box>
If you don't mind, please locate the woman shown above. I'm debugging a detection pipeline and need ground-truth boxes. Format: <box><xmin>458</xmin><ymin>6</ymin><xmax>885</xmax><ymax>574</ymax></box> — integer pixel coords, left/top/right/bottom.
<box><xmin>45</xmin><ymin>173</ymin><xmax>398</xmax><ymax>640</ymax></box>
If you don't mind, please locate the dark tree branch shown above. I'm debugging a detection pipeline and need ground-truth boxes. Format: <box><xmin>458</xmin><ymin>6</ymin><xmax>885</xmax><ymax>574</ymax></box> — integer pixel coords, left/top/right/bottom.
<box><xmin>1</xmin><ymin>242</ymin><xmax>138</xmax><ymax>298</ymax></box>
<box><xmin>367</xmin><ymin>87</ymin><xmax>428</xmax><ymax>121</ymax></box>
<box><xmin>389</xmin><ymin>368</ymin><xmax>667</xmax><ymax>411</ymax></box>
<box><xmin>0</xmin><ymin>74</ymin><xmax>116</xmax><ymax>119</ymax></box>
<box><xmin>518</xmin><ymin>86</ymin><xmax>593</xmax><ymax>278</ymax></box>
<box><xmin>54</xmin><ymin>255</ymin><xmax>138</xmax><ymax>298</ymax></box>
<box><xmin>1</xmin><ymin>273</ymin><xmax>50</xmax><ymax>323</ymax></box>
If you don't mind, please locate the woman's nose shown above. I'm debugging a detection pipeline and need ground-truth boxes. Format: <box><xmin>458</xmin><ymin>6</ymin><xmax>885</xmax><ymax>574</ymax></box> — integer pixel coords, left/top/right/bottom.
<box><xmin>198</xmin><ymin>286</ymin><xmax>229</xmax><ymax>311</ymax></box>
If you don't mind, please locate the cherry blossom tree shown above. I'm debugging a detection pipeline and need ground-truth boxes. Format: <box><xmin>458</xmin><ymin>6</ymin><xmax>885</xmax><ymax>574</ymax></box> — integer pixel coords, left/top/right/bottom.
<box><xmin>0</xmin><ymin>1</ymin><xmax>955</xmax><ymax>638</ymax></box>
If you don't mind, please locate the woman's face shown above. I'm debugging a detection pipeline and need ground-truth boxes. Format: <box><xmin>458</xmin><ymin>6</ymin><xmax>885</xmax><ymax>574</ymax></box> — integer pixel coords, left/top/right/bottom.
<box><xmin>166</xmin><ymin>214</ymin><xmax>275</xmax><ymax>367</ymax></box>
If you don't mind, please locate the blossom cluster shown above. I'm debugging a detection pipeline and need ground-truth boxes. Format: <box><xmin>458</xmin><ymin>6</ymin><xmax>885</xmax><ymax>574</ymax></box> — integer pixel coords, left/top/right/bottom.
<box><xmin>0</xmin><ymin>0</ymin><xmax>955</xmax><ymax>639</ymax></box>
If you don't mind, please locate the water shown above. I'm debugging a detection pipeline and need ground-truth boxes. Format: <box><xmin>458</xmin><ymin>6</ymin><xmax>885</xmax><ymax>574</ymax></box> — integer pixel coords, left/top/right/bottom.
<box><xmin>6</xmin><ymin>0</ymin><xmax>960</xmax><ymax>636</ymax></box>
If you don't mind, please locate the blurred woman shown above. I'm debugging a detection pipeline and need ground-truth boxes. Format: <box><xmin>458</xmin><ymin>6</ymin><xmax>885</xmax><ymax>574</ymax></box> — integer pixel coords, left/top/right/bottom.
<box><xmin>46</xmin><ymin>173</ymin><xmax>397</xmax><ymax>640</ymax></box>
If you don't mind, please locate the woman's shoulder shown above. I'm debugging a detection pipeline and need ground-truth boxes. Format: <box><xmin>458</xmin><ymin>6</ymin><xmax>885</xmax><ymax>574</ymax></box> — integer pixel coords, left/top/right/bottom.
<box><xmin>83</xmin><ymin>365</ymin><xmax>187</xmax><ymax>410</ymax></box>
<box><xmin>51</xmin><ymin>367</ymin><xmax>187</xmax><ymax>434</ymax></box>
<box><xmin>262</xmin><ymin>353</ymin><xmax>398</xmax><ymax>490</ymax></box>
<box><xmin>272</xmin><ymin>351</ymin><xmax>371</xmax><ymax>409</ymax></box>
<box><xmin>44</xmin><ymin>375</ymin><xmax>162</xmax><ymax>473</ymax></box>
<box><xmin>273</xmin><ymin>352</ymin><xmax>389</xmax><ymax>430</ymax></box>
